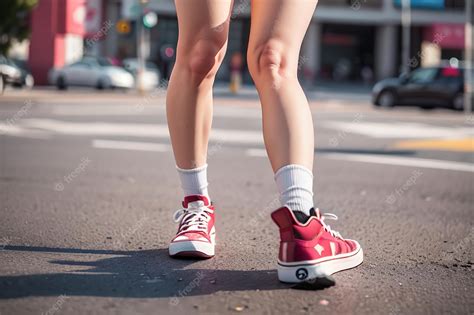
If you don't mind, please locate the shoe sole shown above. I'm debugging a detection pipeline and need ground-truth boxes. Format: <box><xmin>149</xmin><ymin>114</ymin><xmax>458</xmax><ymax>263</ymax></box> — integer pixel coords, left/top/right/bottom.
<box><xmin>169</xmin><ymin>233</ymin><xmax>215</xmax><ymax>259</ymax></box>
<box><xmin>277</xmin><ymin>241</ymin><xmax>363</xmax><ymax>283</ymax></box>
<box><xmin>169</xmin><ymin>240</ymin><xmax>214</xmax><ymax>258</ymax></box>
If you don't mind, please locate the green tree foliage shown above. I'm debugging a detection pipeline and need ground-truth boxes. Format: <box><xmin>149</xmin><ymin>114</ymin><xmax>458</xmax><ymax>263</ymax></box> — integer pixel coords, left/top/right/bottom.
<box><xmin>0</xmin><ymin>0</ymin><xmax>38</xmax><ymax>55</ymax></box>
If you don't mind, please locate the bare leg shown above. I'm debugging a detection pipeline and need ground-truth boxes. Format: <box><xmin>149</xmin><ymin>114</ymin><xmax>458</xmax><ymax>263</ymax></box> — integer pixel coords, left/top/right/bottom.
<box><xmin>166</xmin><ymin>0</ymin><xmax>233</xmax><ymax>169</ymax></box>
<box><xmin>247</xmin><ymin>0</ymin><xmax>318</xmax><ymax>172</ymax></box>
<box><xmin>167</xmin><ymin>0</ymin><xmax>233</xmax><ymax>259</ymax></box>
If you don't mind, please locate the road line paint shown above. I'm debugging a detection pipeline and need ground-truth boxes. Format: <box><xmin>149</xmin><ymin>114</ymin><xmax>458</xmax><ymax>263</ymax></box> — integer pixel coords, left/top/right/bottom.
<box><xmin>20</xmin><ymin>119</ymin><xmax>264</xmax><ymax>144</ymax></box>
<box><xmin>246</xmin><ymin>148</ymin><xmax>473</xmax><ymax>172</ymax></box>
<box><xmin>246</xmin><ymin>148</ymin><xmax>267</xmax><ymax>157</ymax></box>
<box><xmin>52</xmin><ymin>107</ymin><xmax>162</xmax><ymax>116</ymax></box>
<box><xmin>393</xmin><ymin>138</ymin><xmax>474</xmax><ymax>152</ymax></box>
<box><xmin>324</xmin><ymin>153</ymin><xmax>474</xmax><ymax>173</ymax></box>
<box><xmin>323</xmin><ymin>121</ymin><xmax>473</xmax><ymax>139</ymax></box>
<box><xmin>0</xmin><ymin>123</ymin><xmax>51</xmax><ymax>139</ymax></box>
<box><xmin>52</xmin><ymin>105</ymin><xmax>261</xmax><ymax>119</ymax></box>
<box><xmin>92</xmin><ymin>139</ymin><xmax>170</xmax><ymax>152</ymax></box>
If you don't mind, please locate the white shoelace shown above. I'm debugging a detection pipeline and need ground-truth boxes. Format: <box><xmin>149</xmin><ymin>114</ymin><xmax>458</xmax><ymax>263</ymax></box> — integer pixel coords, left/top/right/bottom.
<box><xmin>318</xmin><ymin>209</ymin><xmax>343</xmax><ymax>239</ymax></box>
<box><xmin>173</xmin><ymin>201</ymin><xmax>212</xmax><ymax>233</ymax></box>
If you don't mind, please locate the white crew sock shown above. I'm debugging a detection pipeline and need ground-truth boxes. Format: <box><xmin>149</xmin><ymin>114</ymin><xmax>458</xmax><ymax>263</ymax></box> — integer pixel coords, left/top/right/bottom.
<box><xmin>176</xmin><ymin>164</ymin><xmax>210</xmax><ymax>199</ymax></box>
<box><xmin>275</xmin><ymin>164</ymin><xmax>314</xmax><ymax>215</ymax></box>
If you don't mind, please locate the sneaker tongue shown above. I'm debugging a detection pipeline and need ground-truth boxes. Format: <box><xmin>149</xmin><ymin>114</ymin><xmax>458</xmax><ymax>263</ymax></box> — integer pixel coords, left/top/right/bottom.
<box><xmin>183</xmin><ymin>195</ymin><xmax>210</xmax><ymax>208</ymax></box>
<box><xmin>188</xmin><ymin>200</ymin><xmax>205</xmax><ymax>208</ymax></box>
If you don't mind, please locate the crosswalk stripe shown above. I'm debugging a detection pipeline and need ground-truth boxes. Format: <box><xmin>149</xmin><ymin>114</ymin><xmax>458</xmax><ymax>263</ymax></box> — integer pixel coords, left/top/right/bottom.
<box><xmin>17</xmin><ymin>119</ymin><xmax>264</xmax><ymax>145</ymax></box>
<box><xmin>0</xmin><ymin>123</ymin><xmax>51</xmax><ymax>139</ymax></box>
<box><xmin>323</xmin><ymin>121</ymin><xmax>473</xmax><ymax>139</ymax></box>
<box><xmin>246</xmin><ymin>148</ymin><xmax>267</xmax><ymax>157</ymax></box>
<box><xmin>51</xmin><ymin>105</ymin><xmax>262</xmax><ymax>119</ymax></box>
<box><xmin>92</xmin><ymin>139</ymin><xmax>170</xmax><ymax>152</ymax></box>
<box><xmin>323</xmin><ymin>153</ymin><xmax>474</xmax><ymax>173</ymax></box>
<box><xmin>246</xmin><ymin>148</ymin><xmax>474</xmax><ymax>173</ymax></box>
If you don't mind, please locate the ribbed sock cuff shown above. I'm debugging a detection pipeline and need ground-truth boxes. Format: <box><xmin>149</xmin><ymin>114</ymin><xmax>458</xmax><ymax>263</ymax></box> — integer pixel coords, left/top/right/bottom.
<box><xmin>274</xmin><ymin>164</ymin><xmax>314</xmax><ymax>215</ymax></box>
<box><xmin>176</xmin><ymin>164</ymin><xmax>209</xmax><ymax>199</ymax></box>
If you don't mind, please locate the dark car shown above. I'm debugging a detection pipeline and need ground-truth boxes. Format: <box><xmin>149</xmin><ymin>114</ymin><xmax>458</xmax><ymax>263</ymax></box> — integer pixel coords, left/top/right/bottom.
<box><xmin>372</xmin><ymin>66</ymin><xmax>469</xmax><ymax>110</ymax></box>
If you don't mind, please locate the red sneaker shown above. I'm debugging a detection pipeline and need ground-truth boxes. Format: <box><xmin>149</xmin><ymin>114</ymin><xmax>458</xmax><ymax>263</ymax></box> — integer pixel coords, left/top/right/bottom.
<box><xmin>271</xmin><ymin>207</ymin><xmax>363</xmax><ymax>283</ymax></box>
<box><xmin>169</xmin><ymin>195</ymin><xmax>215</xmax><ymax>258</ymax></box>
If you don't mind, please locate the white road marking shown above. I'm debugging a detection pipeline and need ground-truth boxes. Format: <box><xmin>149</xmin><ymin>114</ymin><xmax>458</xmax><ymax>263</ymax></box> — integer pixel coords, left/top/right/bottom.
<box><xmin>214</xmin><ymin>106</ymin><xmax>262</xmax><ymax>119</ymax></box>
<box><xmin>0</xmin><ymin>123</ymin><xmax>51</xmax><ymax>139</ymax></box>
<box><xmin>323</xmin><ymin>121</ymin><xmax>473</xmax><ymax>139</ymax></box>
<box><xmin>24</xmin><ymin>118</ymin><xmax>170</xmax><ymax>137</ymax></box>
<box><xmin>324</xmin><ymin>153</ymin><xmax>474</xmax><ymax>173</ymax></box>
<box><xmin>5</xmin><ymin>118</ymin><xmax>472</xmax><ymax>173</ymax></box>
<box><xmin>246</xmin><ymin>148</ymin><xmax>267</xmax><ymax>157</ymax></box>
<box><xmin>51</xmin><ymin>105</ymin><xmax>262</xmax><ymax>119</ymax></box>
<box><xmin>51</xmin><ymin>106</ymin><xmax>162</xmax><ymax>116</ymax></box>
<box><xmin>92</xmin><ymin>139</ymin><xmax>170</xmax><ymax>152</ymax></box>
<box><xmin>19</xmin><ymin>119</ymin><xmax>264</xmax><ymax>144</ymax></box>
<box><xmin>246</xmin><ymin>148</ymin><xmax>474</xmax><ymax>173</ymax></box>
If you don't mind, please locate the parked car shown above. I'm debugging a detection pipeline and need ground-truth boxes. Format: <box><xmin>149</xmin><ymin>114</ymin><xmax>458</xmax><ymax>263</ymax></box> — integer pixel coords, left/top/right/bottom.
<box><xmin>49</xmin><ymin>57</ymin><xmax>134</xmax><ymax>90</ymax></box>
<box><xmin>372</xmin><ymin>66</ymin><xmax>470</xmax><ymax>110</ymax></box>
<box><xmin>10</xmin><ymin>58</ymin><xmax>34</xmax><ymax>89</ymax></box>
<box><xmin>122</xmin><ymin>58</ymin><xmax>160</xmax><ymax>90</ymax></box>
<box><xmin>0</xmin><ymin>54</ymin><xmax>23</xmax><ymax>92</ymax></box>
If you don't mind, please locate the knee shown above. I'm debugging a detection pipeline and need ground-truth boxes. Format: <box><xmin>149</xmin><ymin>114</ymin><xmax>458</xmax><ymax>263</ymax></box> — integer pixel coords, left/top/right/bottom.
<box><xmin>178</xmin><ymin>37</ymin><xmax>227</xmax><ymax>82</ymax></box>
<box><xmin>248</xmin><ymin>40</ymin><xmax>295</xmax><ymax>85</ymax></box>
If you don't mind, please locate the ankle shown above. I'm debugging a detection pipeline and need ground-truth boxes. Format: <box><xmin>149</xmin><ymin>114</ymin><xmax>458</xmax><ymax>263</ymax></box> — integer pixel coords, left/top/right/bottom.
<box><xmin>275</xmin><ymin>164</ymin><xmax>314</xmax><ymax>216</ymax></box>
<box><xmin>177</xmin><ymin>164</ymin><xmax>210</xmax><ymax>198</ymax></box>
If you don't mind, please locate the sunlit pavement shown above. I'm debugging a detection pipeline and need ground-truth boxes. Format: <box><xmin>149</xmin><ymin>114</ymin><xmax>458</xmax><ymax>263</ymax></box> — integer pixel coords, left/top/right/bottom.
<box><xmin>0</xmin><ymin>88</ymin><xmax>473</xmax><ymax>314</ymax></box>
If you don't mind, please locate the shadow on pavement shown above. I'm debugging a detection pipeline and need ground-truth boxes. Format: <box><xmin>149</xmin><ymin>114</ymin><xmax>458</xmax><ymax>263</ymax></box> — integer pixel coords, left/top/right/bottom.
<box><xmin>0</xmin><ymin>245</ymin><xmax>289</xmax><ymax>299</ymax></box>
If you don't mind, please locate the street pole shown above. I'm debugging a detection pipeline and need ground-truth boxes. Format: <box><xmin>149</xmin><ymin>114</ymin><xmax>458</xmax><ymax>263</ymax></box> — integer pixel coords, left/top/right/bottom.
<box><xmin>464</xmin><ymin>0</ymin><xmax>473</xmax><ymax>114</ymax></box>
<box><xmin>401</xmin><ymin>0</ymin><xmax>411</xmax><ymax>74</ymax></box>
<box><xmin>136</xmin><ymin>0</ymin><xmax>148</xmax><ymax>94</ymax></box>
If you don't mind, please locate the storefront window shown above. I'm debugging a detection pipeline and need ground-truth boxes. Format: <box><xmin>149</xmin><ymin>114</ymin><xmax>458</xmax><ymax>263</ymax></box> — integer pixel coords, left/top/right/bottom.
<box><xmin>444</xmin><ymin>0</ymin><xmax>465</xmax><ymax>10</ymax></box>
<box><xmin>320</xmin><ymin>24</ymin><xmax>376</xmax><ymax>81</ymax></box>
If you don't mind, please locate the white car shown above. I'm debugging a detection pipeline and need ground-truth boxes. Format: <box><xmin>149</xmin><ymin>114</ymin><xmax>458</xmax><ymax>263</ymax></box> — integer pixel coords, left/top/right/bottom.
<box><xmin>122</xmin><ymin>58</ymin><xmax>160</xmax><ymax>90</ymax></box>
<box><xmin>49</xmin><ymin>57</ymin><xmax>135</xmax><ymax>90</ymax></box>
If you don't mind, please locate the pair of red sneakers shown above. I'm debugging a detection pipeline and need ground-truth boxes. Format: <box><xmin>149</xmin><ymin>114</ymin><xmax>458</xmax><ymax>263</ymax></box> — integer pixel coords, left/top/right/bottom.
<box><xmin>169</xmin><ymin>195</ymin><xmax>363</xmax><ymax>283</ymax></box>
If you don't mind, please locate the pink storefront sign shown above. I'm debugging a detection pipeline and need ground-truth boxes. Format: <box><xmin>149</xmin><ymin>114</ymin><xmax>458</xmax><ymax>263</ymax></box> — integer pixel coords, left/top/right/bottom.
<box><xmin>424</xmin><ymin>23</ymin><xmax>465</xmax><ymax>50</ymax></box>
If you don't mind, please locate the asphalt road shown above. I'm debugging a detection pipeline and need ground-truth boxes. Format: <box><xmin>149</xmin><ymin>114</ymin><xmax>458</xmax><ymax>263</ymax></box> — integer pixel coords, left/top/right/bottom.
<box><xmin>0</xmin><ymin>88</ymin><xmax>473</xmax><ymax>314</ymax></box>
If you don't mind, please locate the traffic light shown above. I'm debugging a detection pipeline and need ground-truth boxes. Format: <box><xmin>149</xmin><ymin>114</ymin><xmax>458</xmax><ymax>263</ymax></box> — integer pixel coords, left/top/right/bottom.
<box><xmin>142</xmin><ymin>11</ymin><xmax>157</xmax><ymax>28</ymax></box>
<box><xmin>160</xmin><ymin>45</ymin><xmax>175</xmax><ymax>61</ymax></box>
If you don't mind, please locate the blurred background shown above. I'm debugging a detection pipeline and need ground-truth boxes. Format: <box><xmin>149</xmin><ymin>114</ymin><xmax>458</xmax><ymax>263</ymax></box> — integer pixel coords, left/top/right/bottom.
<box><xmin>0</xmin><ymin>0</ymin><xmax>472</xmax><ymax>111</ymax></box>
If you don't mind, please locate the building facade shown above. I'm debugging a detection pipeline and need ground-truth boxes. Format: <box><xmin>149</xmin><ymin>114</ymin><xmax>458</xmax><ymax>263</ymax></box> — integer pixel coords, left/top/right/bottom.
<box><xmin>28</xmin><ymin>0</ymin><xmax>467</xmax><ymax>84</ymax></box>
